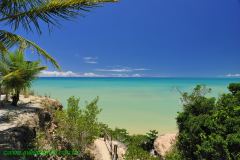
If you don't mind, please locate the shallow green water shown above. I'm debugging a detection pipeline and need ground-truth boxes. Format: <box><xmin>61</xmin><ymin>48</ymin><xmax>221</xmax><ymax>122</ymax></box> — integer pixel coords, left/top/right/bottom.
<box><xmin>32</xmin><ymin>78</ymin><xmax>240</xmax><ymax>134</ymax></box>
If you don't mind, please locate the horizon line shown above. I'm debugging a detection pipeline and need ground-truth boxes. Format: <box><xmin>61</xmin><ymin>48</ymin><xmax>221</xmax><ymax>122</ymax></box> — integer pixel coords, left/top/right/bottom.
<box><xmin>37</xmin><ymin>76</ymin><xmax>240</xmax><ymax>78</ymax></box>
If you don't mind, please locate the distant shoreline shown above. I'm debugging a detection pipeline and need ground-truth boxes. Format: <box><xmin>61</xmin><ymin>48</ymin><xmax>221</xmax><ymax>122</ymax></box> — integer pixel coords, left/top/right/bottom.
<box><xmin>37</xmin><ymin>77</ymin><xmax>240</xmax><ymax>79</ymax></box>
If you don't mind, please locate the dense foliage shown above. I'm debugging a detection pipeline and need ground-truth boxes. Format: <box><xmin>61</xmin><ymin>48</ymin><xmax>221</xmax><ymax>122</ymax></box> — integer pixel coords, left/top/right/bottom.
<box><xmin>176</xmin><ymin>83</ymin><xmax>240</xmax><ymax>160</ymax></box>
<box><xmin>125</xmin><ymin>145</ymin><xmax>159</xmax><ymax>160</ymax></box>
<box><xmin>54</xmin><ymin>96</ymin><xmax>102</xmax><ymax>157</ymax></box>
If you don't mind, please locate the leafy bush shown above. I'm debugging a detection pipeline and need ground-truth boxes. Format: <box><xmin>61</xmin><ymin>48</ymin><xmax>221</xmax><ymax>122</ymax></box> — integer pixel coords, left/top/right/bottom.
<box><xmin>176</xmin><ymin>83</ymin><xmax>240</xmax><ymax>160</ymax></box>
<box><xmin>34</xmin><ymin>130</ymin><xmax>48</xmax><ymax>150</ymax></box>
<box><xmin>228</xmin><ymin>83</ymin><xmax>240</xmax><ymax>95</ymax></box>
<box><xmin>125</xmin><ymin>145</ymin><xmax>159</xmax><ymax>160</ymax></box>
<box><xmin>54</xmin><ymin>96</ymin><xmax>102</xmax><ymax>156</ymax></box>
<box><xmin>110</xmin><ymin>128</ymin><xmax>131</xmax><ymax>144</ymax></box>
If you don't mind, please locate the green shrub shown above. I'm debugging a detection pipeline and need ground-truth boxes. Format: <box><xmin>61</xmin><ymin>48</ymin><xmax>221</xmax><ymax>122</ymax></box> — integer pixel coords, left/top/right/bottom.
<box><xmin>54</xmin><ymin>96</ymin><xmax>102</xmax><ymax>156</ymax></box>
<box><xmin>34</xmin><ymin>130</ymin><xmax>48</xmax><ymax>150</ymax></box>
<box><xmin>109</xmin><ymin>128</ymin><xmax>159</xmax><ymax>159</ymax></box>
<box><xmin>176</xmin><ymin>83</ymin><xmax>240</xmax><ymax>160</ymax></box>
<box><xmin>228</xmin><ymin>83</ymin><xmax>240</xmax><ymax>95</ymax></box>
<box><xmin>110</xmin><ymin>128</ymin><xmax>131</xmax><ymax>144</ymax></box>
<box><xmin>125</xmin><ymin>145</ymin><xmax>159</xmax><ymax>160</ymax></box>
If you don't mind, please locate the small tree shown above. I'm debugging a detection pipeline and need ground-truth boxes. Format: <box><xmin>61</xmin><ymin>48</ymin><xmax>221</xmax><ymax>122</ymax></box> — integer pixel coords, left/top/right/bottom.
<box><xmin>110</xmin><ymin>128</ymin><xmax>131</xmax><ymax>144</ymax></box>
<box><xmin>0</xmin><ymin>51</ymin><xmax>46</xmax><ymax>106</ymax></box>
<box><xmin>144</xmin><ymin>130</ymin><xmax>158</xmax><ymax>151</ymax></box>
<box><xmin>54</xmin><ymin>96</ymin><xmax>102</xmax><ymax>157</ymax></box>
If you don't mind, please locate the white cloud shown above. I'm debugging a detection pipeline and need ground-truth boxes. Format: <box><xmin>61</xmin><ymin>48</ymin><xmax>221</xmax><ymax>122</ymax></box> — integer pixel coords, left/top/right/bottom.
<box><xmin>39</xmin><ymin>71</ymin><xmax>103</xmax><ymax>77</ymax></box>
<box><xmin>96</xmin><ymin>68</ymin><xmax>132</xmax><ymax>72</ymax></box>
<box><xmin>95</xmin><ymin>67</ymin><xmax>150</xmax><ymax>73</ymax></box>
<box><xmin>131</xmin><ymin>74</ymin><xmax>143</xmax><ymax>77</ymax></box>
<box><xmin>83</xmin><ymin>57</ymin><xmax>98</xmax><ymax>64</ymax></box>
<box><xmin>39</xmin><ymin>69</ymin><xmax>146</xmax><ymax>78</ymax></box>
<box><xmin>110</xmin><ymin>73</ymin><xmax>143</xmax><ymax>77</ymax></box>
<box><xmin>226</xmin><ymin>73</ymin><xmax>240</xmax><ymax>77</ymax></box>
<box><xmin>133</xmin><ymin>68</ymin><xmax>150</xmax><ymax>71</ymax></box>
<box><xmin>86</xmin><ymin>61</ymin><xmax>97</xmax><ymax>64</ymax></box>
<box><xmin>83</xmin><ymin>72</ymin><xmax>103</xmax><ymax>77</ymax></box>
<box><xmin>39</xmin><ymin>71</ymin><xmax>80</xmax><ymax>77</ymax></box>
<box><xmin>110</xmin><ymin>74</ymin><xmax>129</xmax><ymax>77</ymax></box>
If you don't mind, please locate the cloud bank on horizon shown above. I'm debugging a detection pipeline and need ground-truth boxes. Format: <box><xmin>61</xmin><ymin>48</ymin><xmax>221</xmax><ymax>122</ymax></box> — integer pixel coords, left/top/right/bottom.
<box><xmin>95</xmin><ymin>67</ymin><xmax>150</xmax><ymax>72</ymax></box>
<box><xmin>38</xmin><ymin>70</ymin><xmax>145</xmax><ymax>77</ymax></box>
<box><xmin>39</xmin><ymin>71</ymin><xmax>240</xmax><ymax>78</ymax></box>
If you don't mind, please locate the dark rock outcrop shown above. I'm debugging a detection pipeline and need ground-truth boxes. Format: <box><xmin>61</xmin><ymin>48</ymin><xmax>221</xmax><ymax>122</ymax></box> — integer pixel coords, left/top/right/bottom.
<box><xmin>0</xmin><ymin>96</ymin><xmax>63</xmax><ymax>160</ymax></box>
<box><xmin>0</xmin><ymin>126</ymin><xmax>36</xmax><ymax>160</ymax></box>
<box><xmin>38</xmin><ymin>111</ymin><xmax>52</xmax><ymax>129</ymax></box>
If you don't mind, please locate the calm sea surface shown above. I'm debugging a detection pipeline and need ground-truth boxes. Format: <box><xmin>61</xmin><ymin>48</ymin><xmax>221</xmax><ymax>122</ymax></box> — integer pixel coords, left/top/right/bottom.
<box><xmin>32</xmin><ymin>78</ymin><xmax>240</xmax><ymax>134</ymax></box>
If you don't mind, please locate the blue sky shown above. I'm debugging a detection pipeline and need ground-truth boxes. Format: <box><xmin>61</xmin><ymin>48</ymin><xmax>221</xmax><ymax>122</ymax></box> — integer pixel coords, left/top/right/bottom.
<box><xmin>9</xmin><ymin>0</ymin><xmax>240</xmax><ymax>77</ymax></box>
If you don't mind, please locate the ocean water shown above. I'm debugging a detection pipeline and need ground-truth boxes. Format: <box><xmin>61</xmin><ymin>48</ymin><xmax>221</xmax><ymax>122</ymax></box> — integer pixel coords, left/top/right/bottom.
<box><xmin>32</xmin><ymin>78</ymin><xmax>240</xmax><ymax>134</ymax></box>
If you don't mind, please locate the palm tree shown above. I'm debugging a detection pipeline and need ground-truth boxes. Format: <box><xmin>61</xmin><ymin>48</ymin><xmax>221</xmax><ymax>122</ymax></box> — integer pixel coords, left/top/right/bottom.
<box><xmin>0</xmin><ymin>51</ymin><xmax>47</xmax><ymax>106</ymax></box>
<box><xmin>0</xmin><ymin>0</ymin><xmax>117</xmax><ymax>69</ymax></box>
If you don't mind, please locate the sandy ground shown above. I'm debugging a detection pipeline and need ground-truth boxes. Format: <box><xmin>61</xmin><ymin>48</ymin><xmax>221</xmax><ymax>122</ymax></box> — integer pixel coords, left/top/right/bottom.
<box><xmin>93</xmin><ymin>138</ymin><xmax>112</xmax><ymax>160</ymax></box>
<box><xmin>0</xmin><ymin>95</ymin><xmax>62</xmax><ymax>132</ymax></box>
<box><xmin>0</xmin><ymin>95</ymin><xmax>51</xmax><ymax>132</ymax></box>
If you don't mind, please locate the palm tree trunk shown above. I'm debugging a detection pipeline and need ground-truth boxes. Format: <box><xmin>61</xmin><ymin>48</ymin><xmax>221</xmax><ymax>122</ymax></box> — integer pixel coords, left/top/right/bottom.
<box><xmin>12</xmin><ymin>90</ymin><xmax>20</xmax><ymax>106</ymax></box>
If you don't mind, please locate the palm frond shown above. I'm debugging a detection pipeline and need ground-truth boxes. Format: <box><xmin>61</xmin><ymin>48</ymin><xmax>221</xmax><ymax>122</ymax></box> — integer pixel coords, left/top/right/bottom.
<box><xmin>0</xmin><ymin>60</ymin><xmax>10</xmax><ymax>76</ymax></box>
<box><xmin>0</xmin><ymin>0</ymin><xmax>118</xmax><ymax>33</ymax></box>
<box><xmin>1</xmin><ymin>51</ymin><xmax>47</xmax><ymax>91</ymax></box>
<box><xmin>0</xmin><ymin>30</ymin><xmax>60</xmax><ymax>69</ymax></box>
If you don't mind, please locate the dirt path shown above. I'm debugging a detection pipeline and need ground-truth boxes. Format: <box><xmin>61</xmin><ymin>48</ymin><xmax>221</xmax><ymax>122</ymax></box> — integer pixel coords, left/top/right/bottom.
<box><xmin>93</xmin><ymin>138</ymin><xmax>112</xmax><ymax>160</ymax></box>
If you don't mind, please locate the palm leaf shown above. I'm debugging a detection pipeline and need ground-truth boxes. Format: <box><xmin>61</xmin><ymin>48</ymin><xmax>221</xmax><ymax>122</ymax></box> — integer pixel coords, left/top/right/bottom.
<box><xmin>0</xmin><ymin>0</ymin><xmax>118</xmax><ymax>33</ymax></box>
<box><xmin>0</xmin><ymin>30</ymin><xmax>60</xmax><ymax>69</ymax></box>
<box><xmin>0</xmin><ymin>61</ymin><xmax>10</xmax><ymax>76</ymax></box>
<box><xmin>1</xmin><ymin>51</ymin><xmax>47</xmax><ymax>91</ymax></box>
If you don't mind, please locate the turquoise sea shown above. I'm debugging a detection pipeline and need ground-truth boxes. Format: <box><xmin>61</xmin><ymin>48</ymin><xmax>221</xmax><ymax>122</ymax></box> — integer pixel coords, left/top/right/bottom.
<box><xmin>32</xmin><ymin>78</ymin><xmax>240</xmax><ymax>134</ymax></box>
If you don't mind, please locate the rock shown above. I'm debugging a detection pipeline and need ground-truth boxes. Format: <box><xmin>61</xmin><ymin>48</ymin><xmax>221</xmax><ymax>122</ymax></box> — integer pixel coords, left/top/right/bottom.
<box><xmin>50</xmin><ymin>100</ymin><xmax>63</xmax><ymax>110</ymax></box>
<box><xmin>40</xmin><ymin>98</ymin><xmax>63</xmax><ymax>111</ymax></box>
<box><xmin>0</xmin><ymin>95</ymin><xmax>64</xmax><ymax>159</ymax></box>
<box><xmin>38</xmin><ymin>111</ymin><xmax>52</xmax><ymax>128</ymax></box>
<box><xmin>154</xmin><ymin>133</ymin><xmax>177</xmax><ymax>157</ymax></box>
<box><xmin>0</xmin><ymin>126</ymin><xmax>36</xmax><ymax>150</ymax></box>
<box><xmin>0</xmin><ymin>126</ymin><xmax>36</xmax><ymax>160</ymax></box>
<box><xmin>88</xmin><ymin>138</ymin><xmax>127</xmax><ymax>160</ymax></box>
